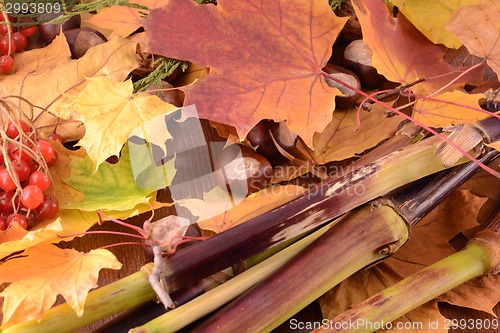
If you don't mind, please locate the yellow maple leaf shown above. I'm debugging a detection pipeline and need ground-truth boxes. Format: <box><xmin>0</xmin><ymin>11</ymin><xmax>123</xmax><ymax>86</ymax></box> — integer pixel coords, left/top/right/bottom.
<box><xmin>0</xmin><ymin>34</ymin><xmax>138</xmax><ymax>141</ymax></box>
<box><xmin>52</xmin><ymin>77</ymin><xmax>179</xmax><ymax>172</ymax></box>
<box><xmin>390</xmin><ymin>0</ymin><xmax>479</xmax><ymax>48</ymax></box>
<box><xmin>0</xmin><ymin>243</ymin><xmax>122</xmax><ymax>327</ymax></box>
<box><xmin>413</xmin><ymin>90</ymin><xmax>488</xmax><ymax>127</ymax></box>
<box><xmin>313</xmin><ymin>104</ymin><xmax>402</xmax><ymax>163</ymax></box>
<box><xmin>0</xmin><ymin>219</ymin><xmax>62</xmax><ymax>258</ymax></box>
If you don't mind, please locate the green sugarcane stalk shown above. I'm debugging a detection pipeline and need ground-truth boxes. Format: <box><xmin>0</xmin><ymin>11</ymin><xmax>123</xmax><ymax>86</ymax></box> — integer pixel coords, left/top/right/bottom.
<box><xmin>0</xmin><ymin>265</ymin><xmax>157</xmax><ymax>333</ymax></box>
<box><xmin>187</xmin><ymin>150</ymin><xmax>499</xmax><ymax>332</ymax></box>
<box><xmin>128</xmin><ymin>219</ymin><xmax>338</xmax><ymax>333</ymax></box>
<box><xmin>160</xmin><ymin>118</ymin><xmax>495</xmax><ymax>295</ymax></box>
<box><xmin>190</xmin><ymin>204</ymin><xmax>409</xmax><ymax>333</ymax></box>
<box><xmin>316</xmin><ymin>206</ymin><xmax>500</xmax><ymax>333</ymax></box>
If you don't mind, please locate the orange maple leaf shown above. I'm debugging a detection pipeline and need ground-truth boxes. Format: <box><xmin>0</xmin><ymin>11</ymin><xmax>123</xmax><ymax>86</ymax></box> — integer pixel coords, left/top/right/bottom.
<box><xmin>447</xmin><ymin>0</ymin><xmax>500</xmax><ymax>77</ymax></box>
<box><xmin>87</xmin><ymin>0</ymin><xmax>170</xmax><ymax>38</ymax></box>
<box><xmin>144</xmin><ymin>0</ymin><xmax>347</xmax><ymax>146</ymax></box>
<box><xmin>0</xmin><ymin>243</ymin><xmax>122</xmax><ymax>327</ymax></box>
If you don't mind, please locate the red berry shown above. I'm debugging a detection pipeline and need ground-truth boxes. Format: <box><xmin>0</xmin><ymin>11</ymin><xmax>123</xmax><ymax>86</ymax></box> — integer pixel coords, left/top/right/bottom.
<box><xmin>0</xmin><ymin>216</ymin><xmax>8</xmax><ymax>230</ymax></box>
<box><xmin>20</xmin><ymin>185</ymin><xmax>44</xmax><ymax>209</ymax></box>
<box><xmin>27</xmin><ymin>158</ymin><xmax>39</xmax><ymax>174</ymax></box>
<box><xmin>37</xmin><ymin>195</ymin><xmax>59</xmax><ymax>219</ymax></box>
<box><xmin>47</xmin><ymin>150</ymin><xmax>58</xmax><ymax>165</ymax></box>
<box><xmin>36</xmin><ymin>140</ymin><xmax>55</xmax><ymax>163</ymax></box>
<box><xmin>8</xmin><ymin>146</ymin><xmax>31</xmax><ymax>162</ymax></box>
<box><xmin>0</xmin><ymin>23</ymin><xmax>8</xmax><ymax>36</ymax></box>
<box><xmin>18</xmin><ymin>17</ymin><xmax>37</xmax><ymax>37</ymax></box>
<box><xmin>48</xmin><ymin>133</ymin><xmax>64</xmax><ymax>144</ymax></box>
<box><xmin>0</xmin><ymin>191</ymin><xmax>14</xmax><ymax>214</ymax></box>
<box><xmin>7</xmin><ymin>213</ymin><xmax>28</xmax><ymax>229</ymax></box>
<box><xmin>11</xmin><ymin>32</ymin><xmax>27</xmax><ymax>52</ymax></box>
<box><xmin>6</xmin><ymin>121</ymin><xmax>30</xmax><ymax>138</ymax></box>
<box><xmin>0</xmin><ymin>169</ymin><xmax>17</xmax><ymax>192</ymax></box>
<box><xmin>29</xmin><ymin>171</ymin><xmax>51</xmax><ymax>191</ymax></box>
<box><xmin>12</xmin><ymin>159</ymin><xmax>30</xmax><ymax>181</ymax></box>
<box><xmin>0</xmin><ymin>36</ymin><xmax>15</xmax><ymax>55</ymax></box>
<box><xmin>7</xmin><ymin>15</ymin><xmax>18</xmax><ymax>23</ymax></box>
<box><xmin>0</xmin><ymin>55</ymin><xmax>15</xmax><ymax>73</ymax></box>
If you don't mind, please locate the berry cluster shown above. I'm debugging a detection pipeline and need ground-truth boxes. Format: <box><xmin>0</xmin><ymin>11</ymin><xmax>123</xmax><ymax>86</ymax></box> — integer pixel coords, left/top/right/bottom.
<box><xmin>0</xmin><ymin>118</ymin><xmax>59</xmax><ymax>231</ymax></box>
<box><xmin>0</xmin><ymin>14</ymin><xmax>37</xmax><ymax>74</ymax></box>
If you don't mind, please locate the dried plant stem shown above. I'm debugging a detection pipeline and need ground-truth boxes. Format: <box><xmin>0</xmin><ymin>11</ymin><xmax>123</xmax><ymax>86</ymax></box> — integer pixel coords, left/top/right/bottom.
<box><xmin>317</xmin><ymin>207</ymin><xmax>500</xmax><ymax>333</ymax></box>
<box><xmin>160</xmin><ymin>117</ymin><xmax>498</xmax><ymax>295</ymax></box>
<box><xmin>130</xmin><ymin>219</ymin><xmax>337</xmax><ymax>333</ymax></box>
<box><xmin>190</xmin><ymin>205</ymin><xmax>409</xmax><ymax>333</ymax></box>
<box><xmin>181</xmin><ymin>149</ymin><xmax>498</xmax><ymax>332</ymax></box>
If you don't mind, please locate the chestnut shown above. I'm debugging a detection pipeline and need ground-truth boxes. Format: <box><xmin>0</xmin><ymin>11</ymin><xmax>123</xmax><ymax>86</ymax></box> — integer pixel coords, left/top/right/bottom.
<box><xmin>323</xmin><ymin>63</ymin><xmax>361</xmax><ymax>109</ymax></box>
<box><xmin>63</xmin><ymin>27</ymin><xmax>107</xmax><ymax>59</ymax></box>
<box><xmin>214</xmin><ymin>144</ymin><xmax>272</xmax><ymax>196</ymax></box>
<box><xmin>246</xmin><ymin>120</ymin><xmax>288</xmax><ymax>166</ymax></box>
<box><xmin>38</xmin><ymin>12</ymin><xmax>81</xmax><ymax>42</ymax></box>
<box><xmin>342</xmin><ymin>39</ymin><xmax>386</xmax><ymax>88</ymax></box>
<box><xmin>270</xmin><ymin>121</ymin><xmax>311</xmax><ymax>162</ymax></box>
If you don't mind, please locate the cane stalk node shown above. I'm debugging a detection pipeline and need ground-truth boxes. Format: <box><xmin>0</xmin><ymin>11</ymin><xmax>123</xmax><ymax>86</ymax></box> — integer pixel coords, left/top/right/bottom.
<box><xmin>469</xmin><ymin>229</ymin><xmax>500</xmax><ymax>274</ymax></box>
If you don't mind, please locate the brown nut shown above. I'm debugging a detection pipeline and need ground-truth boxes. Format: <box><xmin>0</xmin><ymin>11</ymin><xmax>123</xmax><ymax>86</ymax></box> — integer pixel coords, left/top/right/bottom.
<box><xmin>214</xmin><ymin>144</ymin><xmax>272</xmax><ymax>196</ymax></box>
<box><xmin>323</xmin><ymin>63</ymin><xmax>361</xmax><ymax>109</ymax></box>
<box><xmin>38</xmin><ymin>13</ymin><xmax>81</xmax><ymax>42</ymax></box>
<box><xmin>63</xmin><ymin>27</ymin><xmax>107</xmax><ymax>59</ymax></box>
<box><xmin>246</xmin><ymin>120</ymin><xmax>289</xmax><ymax>166</ymax></box>
<box><xmin>342</xmin><ymin>39</ymin><xmax>386</xmax><ymax>88</ymax></box>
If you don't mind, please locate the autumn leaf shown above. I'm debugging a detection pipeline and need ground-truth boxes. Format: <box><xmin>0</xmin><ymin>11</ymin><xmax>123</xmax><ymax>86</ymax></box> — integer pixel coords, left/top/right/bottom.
<box><xmin>0</xmin><ymin>243</ymin><xmax>122</xmax><ymax>327</ymax></box>
<box><xmin>178</xmin><ymin>184</ymin><xmax>306</xmax><ymax>233</ymax></box>
<box><xmin>319</xmin><ymin>190</ymin><xmax>492</xmax><ymax>330</ymax></box>
<box><xmin>352</xmin><ymin>0</ymin><xmax>483</xmax><ymax>95</ymax></box>
<box><xmin>87</xmin><ymin>0</ymin><xmax>169</xmax><ymax>38</ymax></box>
<box><xmin>144</xmin><ymin>0</ymin><xmax>347</xmax><ymax>146</ymax></box>
<box><xmin>53</xmin><ymin>144</ymin><xmax>161</xmax><ymax>211</ymax></box>
<box><xmin>312</xmin><ymin>105</ymin><xmax>402</xmax><ymax>163</ymax></box>
<box><xmin>0</xmin><ymin>219</ymin><xmax>62</xmax><ymax>259</ymax></box>
<box><xmin>446</xmin><ymin>0</ymin><xmax>500</xmax><ymax>77</ymax></box>
<box><xmin>0</xmin><ymin>35</ymin><xmax>138</xmax><ymax>140</ymax></box>
<box><xmin>389</xmin><ymin>0</ymin><xmax>478</xmax><ymax>49</ymax></box>
<box><xmin>52</xmin><ymin>77</ymin><xmax>179</xmax><ymax>171</ymax></box>
<box><xmin>413</xmin><ymin>91</ymin><xmax>488</xmax><ymax>127</ymax></box>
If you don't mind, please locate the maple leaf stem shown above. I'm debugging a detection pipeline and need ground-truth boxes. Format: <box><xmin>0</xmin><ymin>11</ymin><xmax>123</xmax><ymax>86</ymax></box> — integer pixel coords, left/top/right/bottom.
<box><xmin>425</xmin><ymin>61</ymin><xmax>485</xmax><ymax>98</ymax></box>
<box><xmin>321</xmin><ymin>71</ymin><xmax>500</xmax><ymax>178</ymax></box>
<box><xmin>96</xmin><ymin>210</ymin><xmax>150</xmax><ymax>238</ymax></box>
<box><xmin>98</xmin><ymin>241</ymin><xmax>151</xmax><ymax>250</ymax></box>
